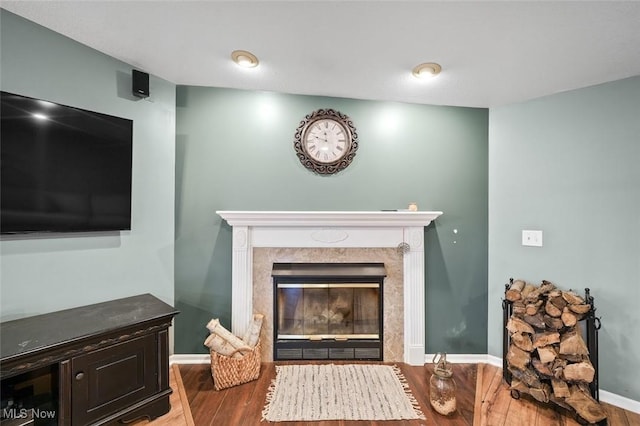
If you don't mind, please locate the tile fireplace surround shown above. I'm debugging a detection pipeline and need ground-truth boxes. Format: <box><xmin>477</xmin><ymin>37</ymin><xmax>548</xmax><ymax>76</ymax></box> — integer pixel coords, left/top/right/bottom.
<box><xmin>217</xmin><ymin>210</ymin><xmax>442</xmax><ymax>365</ymax></box>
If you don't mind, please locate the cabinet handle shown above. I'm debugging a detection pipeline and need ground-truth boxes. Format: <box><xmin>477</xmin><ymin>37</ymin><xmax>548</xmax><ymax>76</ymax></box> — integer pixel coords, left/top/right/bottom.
<box><xmin>75</xmin><ymin>372</ymin><xmax>85</xmax><ymax>381</ymax></box>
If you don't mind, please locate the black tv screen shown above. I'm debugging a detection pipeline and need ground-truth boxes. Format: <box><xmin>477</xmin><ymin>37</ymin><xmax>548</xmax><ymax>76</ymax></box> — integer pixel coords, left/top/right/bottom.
<box><xmin>1</xmin><ymin>91</ymin><xmax>133</xmax><ymax>234</ymax></box>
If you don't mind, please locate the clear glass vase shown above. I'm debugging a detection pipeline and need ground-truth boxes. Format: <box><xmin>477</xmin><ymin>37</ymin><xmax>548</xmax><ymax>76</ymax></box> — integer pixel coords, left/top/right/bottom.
<box><xmin>429</xmin><ymin>352</ymin><xmax>457</xmax><ymax>416</ymax></box>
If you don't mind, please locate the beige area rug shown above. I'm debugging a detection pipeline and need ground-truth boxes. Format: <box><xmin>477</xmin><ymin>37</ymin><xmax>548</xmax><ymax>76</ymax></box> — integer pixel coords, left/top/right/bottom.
<box><xmin>262</xmin><ymin>364</ymin><xmax>426</xmax><ymax>422</ymax></box>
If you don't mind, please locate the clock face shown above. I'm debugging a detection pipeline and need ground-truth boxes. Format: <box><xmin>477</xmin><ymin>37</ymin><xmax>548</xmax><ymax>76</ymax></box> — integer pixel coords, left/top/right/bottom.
<box><xmin>303</xmin><ymin>119</ymin><xmax>349</xmax><ymax>164</ymax></box>
<box><xmin>293</xmin><ymin>108</ymin><xmax>358</xmax><ymax>175</ymax></box>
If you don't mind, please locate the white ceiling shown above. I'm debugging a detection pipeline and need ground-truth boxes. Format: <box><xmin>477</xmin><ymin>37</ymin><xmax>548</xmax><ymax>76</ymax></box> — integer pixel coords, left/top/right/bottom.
<box><xmin>3</xmin><ymin>1</ymin><xmax>640</xmax><ymax>108</ymax></box>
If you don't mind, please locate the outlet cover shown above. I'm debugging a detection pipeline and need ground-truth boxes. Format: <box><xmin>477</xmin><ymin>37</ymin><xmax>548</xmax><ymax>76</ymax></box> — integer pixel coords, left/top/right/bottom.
<box><xmin>522</xmin><ymin>230</ymin><xmax>543</xmax><ymax>247</ymax></box>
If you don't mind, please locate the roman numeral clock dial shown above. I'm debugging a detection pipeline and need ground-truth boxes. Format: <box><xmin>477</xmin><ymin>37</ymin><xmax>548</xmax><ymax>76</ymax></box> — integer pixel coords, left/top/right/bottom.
<box><xmin>293</xmin><ymin>109</ymin><xmax>358</xmax><ymax>175</ymax></box>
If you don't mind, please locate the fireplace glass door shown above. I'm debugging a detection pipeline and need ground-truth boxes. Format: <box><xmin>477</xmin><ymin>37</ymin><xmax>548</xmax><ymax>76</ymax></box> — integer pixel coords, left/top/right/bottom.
<box><xmin>277</xmin><ymin>283</ymin><xmax>380</xmax><ymax>339</ymax></box>
<box><xmin>272</xmin><ymin>262</ymin><xmax>385</xmax><ymax>360</ymax></box>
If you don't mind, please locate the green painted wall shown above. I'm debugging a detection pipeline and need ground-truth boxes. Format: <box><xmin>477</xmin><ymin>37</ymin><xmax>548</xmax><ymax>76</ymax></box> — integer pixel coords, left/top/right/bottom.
<box><xmin>488</xmin><ymin>76</ymin><xmax>640</xmax><ymax>400</ymax></box>
<box><xmin>175</xmin><ymin>87</ymin><xmax>488</xmax><ymax>354</ymax></box>
<box><xmin>5</xmin><ymin>7</ymin><xmax>639</xmax><ymax>403</ymax></box>
<box><xmin>0</xmin><ymin>11</ymin><xmax>176</xmax><ymax>318</ymax></box>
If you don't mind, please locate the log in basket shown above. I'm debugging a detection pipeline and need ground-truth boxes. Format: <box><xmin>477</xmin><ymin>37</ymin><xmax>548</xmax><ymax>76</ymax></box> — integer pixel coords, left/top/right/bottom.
<box><xmin>204</xmin><ymin>314</ymin><xmax>264</xmax><ymax>391</ymax></box>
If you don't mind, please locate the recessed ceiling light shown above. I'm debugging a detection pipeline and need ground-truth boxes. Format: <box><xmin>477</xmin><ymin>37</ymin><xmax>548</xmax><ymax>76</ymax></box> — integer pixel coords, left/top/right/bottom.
<box><xmin>231</xmin><ymin>50</ymin><xmax>259</xmax><ymax>68</ymax></box>
<box><xmin>412</xmin><ymin>62</ymin><xmax>442</xmax><ymax>79</ymax></box>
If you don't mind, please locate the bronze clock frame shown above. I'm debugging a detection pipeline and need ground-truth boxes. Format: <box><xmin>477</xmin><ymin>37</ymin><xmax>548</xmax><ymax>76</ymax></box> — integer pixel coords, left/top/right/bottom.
<box><xmin>293</xmin><ymin>109</ymin><xmax>358</xmax><ymax>175</ymax></box>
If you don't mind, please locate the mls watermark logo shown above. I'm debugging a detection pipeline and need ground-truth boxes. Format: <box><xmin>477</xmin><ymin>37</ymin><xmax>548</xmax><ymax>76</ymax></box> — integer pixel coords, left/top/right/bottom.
<box><xmin>2</xmin><ymin>407</ymin><xmax>56</xmax><ymax>420</ymax></box>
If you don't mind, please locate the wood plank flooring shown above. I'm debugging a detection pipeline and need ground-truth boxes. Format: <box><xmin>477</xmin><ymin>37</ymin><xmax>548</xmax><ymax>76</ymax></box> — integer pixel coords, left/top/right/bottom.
<box><xmin>171</xmin><ymin>362</ymin><xmax>639</xmax><ymax>426</ymax></box>
<box><xmin>132</xmin><ymin>364</ymin><xmax>195</xmax><ymax>426</ymax></box>
<box><xmin>475</xmin><ymin>364</ymin><xmax>640</xmax><ymax>426</ymax></box>
<box><xmin>179</xmin><ymin>361</ymin><xmax>444</xmax><ymax>426</ymax></box>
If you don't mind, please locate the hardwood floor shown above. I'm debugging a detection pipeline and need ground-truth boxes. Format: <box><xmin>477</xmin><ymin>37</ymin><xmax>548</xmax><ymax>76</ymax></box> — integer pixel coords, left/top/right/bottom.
<box><xmin>475</xmin><ymin>364</ymin><xmax>640</xmax><ymax>426</ymax></box>
<box><xmin>177</xmin><ymin>362</ymin><xmax>640</xmax><ymax>426</ymax></box>
<box><xmin>132</xmin><ymin>364</ymin><xmax>195</xmax><ymax>426</ymax></box>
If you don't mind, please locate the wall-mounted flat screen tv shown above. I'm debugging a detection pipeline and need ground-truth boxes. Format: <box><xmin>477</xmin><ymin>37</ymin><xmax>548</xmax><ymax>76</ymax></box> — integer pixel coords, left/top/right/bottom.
<box><xmin>1</xmin><ymin>91</ymin><xmax>133</xmax><ymax>234</ymax></box>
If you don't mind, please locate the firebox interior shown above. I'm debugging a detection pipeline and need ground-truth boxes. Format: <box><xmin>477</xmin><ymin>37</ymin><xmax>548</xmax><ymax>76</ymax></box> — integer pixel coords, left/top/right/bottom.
<box><xmin>272</xmin><ymin>263</ymin><xmax>385</xmax><ymax>360</ymax></box>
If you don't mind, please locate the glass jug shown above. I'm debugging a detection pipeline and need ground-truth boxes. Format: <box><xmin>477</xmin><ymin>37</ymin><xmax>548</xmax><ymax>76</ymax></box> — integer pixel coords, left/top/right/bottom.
<box><xmin>429</xmin><ymin>352</ymin><xmax>457</xmax><ymax>416</ymax></box>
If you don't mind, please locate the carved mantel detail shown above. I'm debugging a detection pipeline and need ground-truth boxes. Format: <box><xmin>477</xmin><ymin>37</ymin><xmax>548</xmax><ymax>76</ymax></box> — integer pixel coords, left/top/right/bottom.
<box><xmin>216</xmin><ymin>210</ymin><xmax>443</xmax><ymax>365</ymax></box>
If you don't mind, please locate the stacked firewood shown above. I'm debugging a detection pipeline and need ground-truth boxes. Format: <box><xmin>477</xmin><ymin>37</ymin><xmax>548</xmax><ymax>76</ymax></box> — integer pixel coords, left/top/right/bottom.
<box><xmin>204</xmin><ymin>313</ymin><xmax>264</xmax><ymax>358</ymax></box>
<box><xmin>505</xmin><ymin>280</ymin><xmax>607</xmax><ymax>424</ymax></box>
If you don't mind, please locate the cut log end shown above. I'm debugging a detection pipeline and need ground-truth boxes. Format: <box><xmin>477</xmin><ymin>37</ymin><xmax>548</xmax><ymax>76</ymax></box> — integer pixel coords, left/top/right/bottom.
<box><xmin>565</xmin><ymin>386</ymin><xmax>608</xmax><ymax>423</ymax></box>
<box><xmin>507</xmin><ymin>316</ymin><xmax>535</xmax><ymax>334</ymax></box>
<box><xmin>506</xmin><ymin>279</ymin><xmax>526</xmax><ymax>302</ymax></box>
<box><xmin>559</xmin><ymin>330</ymin><xmax>589</xmax><ymax>356</ymax></box>
<box><xmin>563</xmin><ymin>361</ymin><xmax>595</xmax><ymax>383</ymax></box>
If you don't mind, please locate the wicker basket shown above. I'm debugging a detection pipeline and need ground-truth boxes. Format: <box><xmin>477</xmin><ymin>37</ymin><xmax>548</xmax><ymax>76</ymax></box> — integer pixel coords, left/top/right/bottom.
<box><xmin>210</xmin><ymin>340</ymin><xmax>261</xmax><ymax>391</ymax></box>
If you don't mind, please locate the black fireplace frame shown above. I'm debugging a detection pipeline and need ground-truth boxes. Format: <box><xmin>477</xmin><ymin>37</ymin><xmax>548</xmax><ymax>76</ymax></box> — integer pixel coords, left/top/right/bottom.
<box><xmin>502</xmin><ymin>279</ymin><xmax>605</xmax><ymax>425</ymax></box>
<box><xmin>272</xmin><ymin>262</ymin><xmax>385</xmax><ymax>361</ymax></box>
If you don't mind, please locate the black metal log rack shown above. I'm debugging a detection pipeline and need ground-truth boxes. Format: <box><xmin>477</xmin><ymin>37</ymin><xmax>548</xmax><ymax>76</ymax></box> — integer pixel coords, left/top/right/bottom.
<box><xmin>502</xmin><ymin>279</ymin><xmax>605</xmax><ymax>425</ymax></box>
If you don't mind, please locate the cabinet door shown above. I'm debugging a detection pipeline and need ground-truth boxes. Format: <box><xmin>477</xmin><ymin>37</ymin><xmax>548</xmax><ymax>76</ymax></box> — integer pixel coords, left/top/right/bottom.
<box><xmin>71</xmin><ymin>333</ymin><xmax>158</xmax><ymax>425</ymax></box>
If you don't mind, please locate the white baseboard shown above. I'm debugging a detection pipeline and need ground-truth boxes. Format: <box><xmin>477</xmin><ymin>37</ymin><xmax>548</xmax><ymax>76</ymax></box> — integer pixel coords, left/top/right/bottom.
<box><xmin>170</xmin><ymin>352</ymin><xmax>640</xmax><ymax>414</ymax></box>
<box><xmin>424</xmin><ymin>353</ymin><xmax>505</xmax><ymax>367</ymax></box>
<box><xmin>425</xmin><ymin>353</ymin><xmax>490</xmax><ymax>364</ymax></box>
<box><xmin>600</xmin><ymin>390</ymin><xmax>640</xmax><ymax>414</ymax></box>
<box><xmin>486</xmin><ymin>354</ymin><xmax>503</xmax><ymax>367</ymax></box>
<box><xmin>169</xmin><ymin>354</ymin><xmax>210</xmax><ymax>365</ymax></box>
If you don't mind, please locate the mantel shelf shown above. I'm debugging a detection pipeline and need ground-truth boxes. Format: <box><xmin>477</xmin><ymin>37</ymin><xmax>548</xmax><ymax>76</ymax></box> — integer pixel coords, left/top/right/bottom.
<box><xmin>216</xmin><ymin>210</ymin><xmax>443</xmax><ymax>227</ymax></box>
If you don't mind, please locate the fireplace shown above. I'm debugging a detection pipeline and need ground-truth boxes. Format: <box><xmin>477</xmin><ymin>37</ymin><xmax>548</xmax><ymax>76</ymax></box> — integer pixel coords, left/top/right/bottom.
<box><xmin>216</xmin><ymin>210</ymin><xmax>443</xmax><ymax>365</ymax></box>
<box><xmin>272</xmin><ymin>263</ymin><xmax>385</xmax><ymax>360</ymax></box>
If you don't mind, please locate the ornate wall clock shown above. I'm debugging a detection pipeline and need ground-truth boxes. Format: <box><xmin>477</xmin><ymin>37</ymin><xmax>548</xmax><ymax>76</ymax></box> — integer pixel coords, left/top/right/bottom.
<box><xmin>293</xmin><ymin>109</ymin><xmax>358</xmax><ymax>175</ymax></box>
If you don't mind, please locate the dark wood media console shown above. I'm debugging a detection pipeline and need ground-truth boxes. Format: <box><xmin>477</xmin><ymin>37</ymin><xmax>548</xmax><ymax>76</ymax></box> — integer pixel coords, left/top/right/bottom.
<box><xmin>0</xmin><ymin>294</ymin><xmax>179</xmax><ymax>425</ymax></box>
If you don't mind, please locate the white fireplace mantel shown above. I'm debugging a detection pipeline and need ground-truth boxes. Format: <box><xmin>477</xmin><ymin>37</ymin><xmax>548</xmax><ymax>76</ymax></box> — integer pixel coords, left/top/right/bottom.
<box><xmin>217</xmin><ymin>210</ymin><xmax>443</xmax><ymax>365</ymax></box>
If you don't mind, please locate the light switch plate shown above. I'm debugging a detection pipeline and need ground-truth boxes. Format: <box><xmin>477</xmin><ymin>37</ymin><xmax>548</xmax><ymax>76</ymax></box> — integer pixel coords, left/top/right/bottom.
<box><xmin>522</xmin><ymin>230</ymin><xmax>543</xmax><ymax>247</ymax></box>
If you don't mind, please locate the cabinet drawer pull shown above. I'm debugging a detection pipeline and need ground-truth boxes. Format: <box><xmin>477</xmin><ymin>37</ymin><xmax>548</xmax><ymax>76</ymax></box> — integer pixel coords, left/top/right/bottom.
<box><xmin>75</xmin><ymin>372</ymin><xmax>85</xmax><ymax>381</ymax></box>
